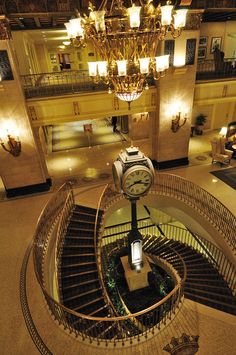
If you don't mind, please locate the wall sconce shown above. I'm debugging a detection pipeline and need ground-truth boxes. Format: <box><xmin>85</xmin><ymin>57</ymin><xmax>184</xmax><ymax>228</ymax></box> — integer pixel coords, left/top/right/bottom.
<box><xmin>0</xmin><ymin>134</ymin><xmax>21</xmax><ymax>156</ymax></box>
<box><xmin>219</xmin><ymin>126</ymin><xmax>227</xmax><ymax>138</ymax></box>
<box><xmin>170</xmin><ymin>102</ymin><xmax>188</xmax><ymax>133</ymax></box>
<box><xmin>171</xmin><ymin>111</ymin><xmax>188</xmax><ymax>132</ymax></box>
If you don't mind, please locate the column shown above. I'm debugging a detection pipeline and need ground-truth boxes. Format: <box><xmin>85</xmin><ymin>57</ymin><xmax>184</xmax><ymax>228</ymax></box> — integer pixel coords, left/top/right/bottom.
<box><xmin>0</xmin><ymin>15</ymin><xmax>51</xmax><ymax>197</ymax></box>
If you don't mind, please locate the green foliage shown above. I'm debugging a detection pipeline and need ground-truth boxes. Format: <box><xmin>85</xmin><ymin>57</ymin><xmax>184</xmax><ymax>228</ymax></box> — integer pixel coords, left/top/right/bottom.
<box><xmin>149</xmin><ymin>265</ymin><xmax>174</xmax><ymax>297</ymax></box>
<box><xmin>195</xmin><ymin>114</ymin><xmax>207</xmax><ymax>126</ymax></box>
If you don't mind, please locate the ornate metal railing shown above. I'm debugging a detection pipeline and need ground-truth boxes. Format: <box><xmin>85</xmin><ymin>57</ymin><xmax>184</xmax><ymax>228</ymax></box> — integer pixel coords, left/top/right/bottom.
<box><xmin>33</xmin><ymin>183</ymin><xmax>184</xmax><ymax>346</ymax></box>
<box><xmin>101</xmin><ymin>220</ymin><xmax>235</xmax><ymax>295</ymax></box>
<box><xmin>33</xmin><ymin>183</ymin><xmax>72</xmax><ymax>285</ymax></box>
<box><xmin>32</xmin><ymin>173</ymin><xmax>236</xmax><ymax>346</ymax></box>
<box><xmin>150</xmin><ymin>174</ymin><xmax>236</xmax><ymax>252</ymax></box>
<box><xmin>196</xmin><ymin>58</ymin><xmax>236</xmax><ymax>80</ymax></box>
<box><xmin>160</xmin><ymin>224</ymin><xmax>236</xmax><ymax>294</ymax></box>
<box><xmin>21</xmin><ymin>70</ymin><xmax>107</xmax><ymax>99</ymax></box>
<box><xmin>21</xmin><ymin>70</ymin><xmax>155</xmax><ymax>99</ymax></box>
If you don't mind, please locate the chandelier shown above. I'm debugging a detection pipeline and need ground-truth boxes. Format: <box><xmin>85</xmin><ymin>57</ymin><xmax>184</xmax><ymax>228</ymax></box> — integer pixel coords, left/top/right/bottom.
<box><xmin>65</xmin><ymin>1</ymin><xmax>188</xmax><ymax>107</ymax></box>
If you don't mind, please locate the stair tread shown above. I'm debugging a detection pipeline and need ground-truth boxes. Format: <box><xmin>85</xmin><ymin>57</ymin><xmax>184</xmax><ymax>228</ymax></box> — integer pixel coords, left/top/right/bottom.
<box><xmin>185</xmin><ymin>281</ymin><xmax>232</xmax><ymax>292</ymax></box>
<box><xmin>62</xmin><ymin>253</ymin><xmax>95</xmax><ymax>257</ymax></box>
<box><xmin>67</xmin><ymin>227</ymin><xmax>95</xmax><ymax>232</ymax></box>
<box><xmin>62</xmin><ymin>269</ymin><xmax>98</xmax><ymax>279</ymax></box>
<box><xmin>89</xmin><ymin>305</ymin><xmax>108</xmax><ymax>316</ymax></box>
<box><xmin>64</xmin><ymin>244</ymin><xmax>94</xmax><ymax>248</ymax></box>
<box><xmin>61</xmin><ymin>261</ymin><xmax>96</xmax><ymax>268</ymax></box>
<box><xmin>63</xmin><ymin>287</ymin><xmax>102</xmax><ymax>302</ymax></box>
<box><xmin>63</xmin><ymin>278</ymin><xmax>100</xmax><ymax>290</ymax></box>
<box><xmin>185</xmin><ymin>291</ymin><xmax>236</xmax><ymax>312</ymax></box>
<box><xmin>74</xmin><ymin>296</ymin><xmax>105</xmax><ymax>311</ymax></box>
<box><xmin>184</xmin><ymin>286</ymin><xmax>235</xmax><ymax>300</ymax></box>
<box><xmin>65</xmin><ymin>236</ymin><xmax>94</xmax><ymax>241</ymax></box>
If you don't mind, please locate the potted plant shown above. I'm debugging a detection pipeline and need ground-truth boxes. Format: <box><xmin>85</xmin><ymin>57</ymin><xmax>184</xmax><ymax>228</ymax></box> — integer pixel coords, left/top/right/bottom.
<box><xmin>195</xmin><ymin>114</ymin><xmax>207</xmax><ymax>135</ymax></box>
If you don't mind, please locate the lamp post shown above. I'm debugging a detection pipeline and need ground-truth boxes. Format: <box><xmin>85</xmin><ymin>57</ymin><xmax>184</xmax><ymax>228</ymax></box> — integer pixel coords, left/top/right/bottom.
<box><xmin>128</xmin><ymin>198</ymin><xmax>143</xmax><ymax>271</ymax></box>
<box><xmin>112</xmin><ymin>147</ymin><xmax>154</xmax><ymax>272</ymax></box>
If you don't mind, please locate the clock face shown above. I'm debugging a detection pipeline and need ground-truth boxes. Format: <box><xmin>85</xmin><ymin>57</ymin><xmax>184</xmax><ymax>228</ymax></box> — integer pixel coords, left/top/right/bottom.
<box><xmin>122</xmin><ymin>165</ymin><xmax>153</xmax><ymax>198</ymax></box>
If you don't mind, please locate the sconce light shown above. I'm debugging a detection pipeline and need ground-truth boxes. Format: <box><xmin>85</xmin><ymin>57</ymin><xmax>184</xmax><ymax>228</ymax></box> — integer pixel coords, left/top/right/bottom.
<box><xmin>0</xmin><ymin>134</ymin><xmax>21</xmax><ymax>156</ymax></box>
<box><xmin>219</xmin><ymin>126</ymin><xmax>227</xmax><ymax>138</ymax></box>
<box><xmin>170</xmin><ymin>102</ymin><xmax>188</xmax><ymax>133</ymax></box>
<box><xmin>171</xmin><ymin>111</ymin><xmax>188</xmax><ymax>132</ymax></box>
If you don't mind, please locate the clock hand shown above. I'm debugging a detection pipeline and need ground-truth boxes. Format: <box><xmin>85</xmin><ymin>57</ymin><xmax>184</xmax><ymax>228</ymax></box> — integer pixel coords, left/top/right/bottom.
<box><xmin>127</xmin><ymin>180</ymin><xmax>150</xmax><ymax>188</ymax></box>
<box><xmin>127</xmin><ymin>180</ymin><xmax>142</xmax><ymax>188</ymax></box>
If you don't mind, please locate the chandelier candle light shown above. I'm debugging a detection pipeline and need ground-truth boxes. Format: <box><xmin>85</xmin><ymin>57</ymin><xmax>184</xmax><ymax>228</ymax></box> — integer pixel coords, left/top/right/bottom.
<box><xmin>65</xmin><ymin>1</ymin><xmax>188</xmax><ymax>107</ymax></box>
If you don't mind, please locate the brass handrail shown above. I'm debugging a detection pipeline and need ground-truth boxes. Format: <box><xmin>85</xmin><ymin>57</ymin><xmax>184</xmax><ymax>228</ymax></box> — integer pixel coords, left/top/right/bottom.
<box><xmin>160</xmin><ymin>224</ymin><xmax>236</xmax><ymax>294</ymax></box>
<box><xmin>33</xmin><ymin>182</ymin><xmax>184</xmax><ymax>344</ymax></box>
<box><xmin>93</xmin><ymin>184</ymin><xmax>115</xmax><ymax>314</ymax></box>
<box><xmin>150</xmin><ymin>173</ymin><xmax>236</xmax><ymax>252</ymax></box>
<box><xmin>32</xmin><ymin>173</ymin><xmax>235</xmax><ymax>345</ymax></box>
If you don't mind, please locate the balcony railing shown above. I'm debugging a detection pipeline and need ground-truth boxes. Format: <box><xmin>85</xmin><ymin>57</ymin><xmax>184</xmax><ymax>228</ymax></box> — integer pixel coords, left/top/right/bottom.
<box><xmin>196</xmin><ymin>58</ymin><xmax>236</xmax><ymax>81</ymax></box>
<box><xmin>21</xmin><ymin>70</ymin><xmax>108</xmax><ymax>99</ymax></box>
<box><xmin>21</xmin><ymin>70</ymin><xmax>155</xmax><ymax>99</ymax></box>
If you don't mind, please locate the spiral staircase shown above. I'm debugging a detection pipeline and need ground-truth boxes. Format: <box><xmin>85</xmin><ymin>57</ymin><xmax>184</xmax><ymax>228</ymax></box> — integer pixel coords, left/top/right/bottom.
<box><xmin>57</xmin><ymin>202</ymin><xmax>236</xmax><ymax>341</ymax></box>
<box><xmin>31</xmin><ymin>177</ymin><xmax>236</xmax><ymax>348</ymax></box>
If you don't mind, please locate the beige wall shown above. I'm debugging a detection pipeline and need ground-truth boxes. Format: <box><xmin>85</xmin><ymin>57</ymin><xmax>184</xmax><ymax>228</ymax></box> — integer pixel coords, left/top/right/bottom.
<box><xmin>193</xmin><ymin>80</ymin><xmax>236</xmax><ymax>129</ymax></box>
<box><xmin>0</xmin><ymin>39</ymin><xmax>49</xmax><ymax>190</ymax></box>
<box><xmin>12</xmin><ymin>31</ymin><xmax>40</xmax><ymax>75</ymax></box>
<box><xmin>153</xmin><ymin>65</ymin><xmax>197</xmax><ymax>163</ymax></box>
<box><xmin>26</xmin><ymin>88</ymin><xmax>157</xmax><ymax>126</ymax></box>
<box><xmin>199</xmin><ymin>21</ymin><xmax>236</xmax><ymax>60</ymax></box>
<box><xmin>35</xmin><ymin>43</ymin><xmax>51</xmax><ymax>73</ymax></box>
<box><xmin>129</xmin><ymin>112</ymin><xmax>150</xmax><ymax>140</ymax></box>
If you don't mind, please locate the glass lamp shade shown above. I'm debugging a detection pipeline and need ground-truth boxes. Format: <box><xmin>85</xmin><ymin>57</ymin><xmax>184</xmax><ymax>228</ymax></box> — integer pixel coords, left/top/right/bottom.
<box><xmin>128</xmin><ymin>4</ymin><xmax>141</xmax><ymax>28</ymax></box>
<box><xmin>131</xmin><ymin>240</ymin><xmax>142</xmax><ymax>264</ymax></box>
<box><xmin>93</xmin><ymin>11</ymin><xmax>106</xmax><ymax>32</ymax></box>
<box><xmin>173</xmin><ymin>54</ymin><xmax>185</xmax><ymax>67</ymax></box>
<box><xmin>69</xmin><ymin>18</ymin><xmax>84</xmax><ymax>38</ymax></box>
<box><xmin>161</xmin><ymin>5</ymin><xmax>174</xmax><ymax>26</ymax></box>
<box><xmin>155</xmin><ymin>55</ymin><xmax>170</xmax><ymax>72</ymax></box>
<box><xmin>116</xmin><ymin>60</ymin><xmax>127</xmax><ymax>76</ymax></box>
<box><xmin>115</xmin><ymin>91</ymin><xmax>143</xmax><ymax>102</ymax></box>
<box><xmin>139</xmin><ymin>58</ymin><xmax>150</xmax><ymax>74</ymax></box>
<box><xmin>88</xmin><ymin>62</ymin><xmax>97</xmax><ymax>76</ymax></box>
<box><xmin>65</xmin><ymin>22</ymin><xmax>76</xmax><ymax>38</ymax></box>
<box><xmin>219</xmin><ymin>126</ymin><xmax>227</xmax><ymax>136</ymax></box>
<box><xmin>174</xmin><ymin>9</ymin><xmax>188</xmax><ymax>29</ymax></box>
<box><xmin>97</xmin><ymin>61</ymin><xmax>108</xmax><ymax>76</ymax></box>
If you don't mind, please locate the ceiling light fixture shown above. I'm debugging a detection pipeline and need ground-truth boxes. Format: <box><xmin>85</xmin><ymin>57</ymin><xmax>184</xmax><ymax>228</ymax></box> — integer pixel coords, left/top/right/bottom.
<box><xmin>65</xmin><ymin>1</ymin><xmax>188</xmax><ymax>107</ymax></box>
<box><xmin>63</xmin><ymin>41</ymin><xmax>71</xmax><ymax>46</ymax></box>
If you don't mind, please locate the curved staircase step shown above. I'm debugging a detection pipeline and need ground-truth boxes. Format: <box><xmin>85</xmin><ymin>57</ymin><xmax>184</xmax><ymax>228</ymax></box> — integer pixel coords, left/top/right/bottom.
<box><xmin>62</xmin><ymin>278</ymin><xmax>100</xmax><ymax>291</ymax></box>
<box><xmin>73</xmin><ymin>296</ymin><xmax>105</xmax><ymax>312</ymax></box>
<box><xmin>184</xmin><ymin>281</ymin><xmax>233</xmax><ymax>296</ymax></box>
<box><xmin>184</xmin><ymin>291</ymin><xmax>236</xmax><ymax>315</ymax></box>
<box><xmin>63</xmin><ymin>286</ymin><xmax>102</xmax><ymax>302</ymax></box>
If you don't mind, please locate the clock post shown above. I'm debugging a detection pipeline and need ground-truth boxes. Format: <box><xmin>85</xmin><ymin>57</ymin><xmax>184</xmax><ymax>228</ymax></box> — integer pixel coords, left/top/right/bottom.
<box><xmin>112</xmin><ymin>147</ymin><xmax>155</xmax><ymax>288</ymax></box>
<box><xmin>128</xmin><ymin>198</ymin><xmax>143</xmax><ymax>271</ymax></box>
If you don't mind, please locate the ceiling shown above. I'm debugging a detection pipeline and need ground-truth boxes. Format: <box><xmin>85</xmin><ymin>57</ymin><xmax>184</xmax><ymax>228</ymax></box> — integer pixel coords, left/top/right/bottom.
<box><xmin>3</xmin><ymin>2</ymin><xmax>236</xmax><ymax>51</ymax></box>
<box><xmin>202</xmin><ymin>11</ymin><xmax>236</xmax><ymax>22</ymax></box>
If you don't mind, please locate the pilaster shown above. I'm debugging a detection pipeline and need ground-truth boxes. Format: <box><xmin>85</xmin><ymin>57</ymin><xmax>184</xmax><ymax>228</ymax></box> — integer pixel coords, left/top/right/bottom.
<box><xmin>0</xmin><ymin>16</ymin><xmax>51</xmax><ymax>197</ymax></box>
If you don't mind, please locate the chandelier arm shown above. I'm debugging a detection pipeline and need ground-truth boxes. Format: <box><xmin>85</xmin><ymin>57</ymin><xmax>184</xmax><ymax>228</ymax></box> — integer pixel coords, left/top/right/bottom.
<box><xmin>99</xmin><ymin>0</ymin><xmax>108</xmax><ymax>11</ymax></box>
<box><xmin>1</xmin><ymin>142</ymin><xmax>10</xmax><ymax>153</ymax></box>
<box><xmin>171</xmin><ymin>26</ymin><xmax>182</xmax><ymax>39</ymax></box>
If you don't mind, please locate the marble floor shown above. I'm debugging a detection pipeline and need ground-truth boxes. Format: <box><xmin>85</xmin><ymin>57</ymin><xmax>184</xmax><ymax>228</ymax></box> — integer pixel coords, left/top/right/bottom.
<box><xmin>0</xmin><ymin>130</ymin><xmax>235</xmax><ymax>354</ymax></box>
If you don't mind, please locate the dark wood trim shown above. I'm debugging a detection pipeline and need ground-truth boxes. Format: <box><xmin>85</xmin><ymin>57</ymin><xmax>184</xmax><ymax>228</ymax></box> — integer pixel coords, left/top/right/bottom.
<box><xmin>6</xmin><ymin>178</ymin><xmax>52</xmax><ymax>198</ymax></box>
<box><xmin>152</xmin><ymin>157</ymin><xmax>189</xmax><ymax>170</ymax></box>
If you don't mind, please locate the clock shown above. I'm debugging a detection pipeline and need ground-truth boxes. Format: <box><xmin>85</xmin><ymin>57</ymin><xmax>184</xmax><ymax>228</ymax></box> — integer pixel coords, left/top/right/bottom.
<box><xmin>112</xmin><ymin>160</ymin><xmax>123</xmax><ymax>191</ymax></box>
<box><xmin>122</xmin><ymin>165</ymin><xmax>153</xmax><ymax>198</ymax></box>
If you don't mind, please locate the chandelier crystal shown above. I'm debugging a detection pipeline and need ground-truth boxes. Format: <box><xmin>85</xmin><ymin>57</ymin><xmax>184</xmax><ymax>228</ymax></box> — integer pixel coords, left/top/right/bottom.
<box><xmin>65</xmin><ymin>1</ymin><xmax>188</xmax><ymax>106</ymax></box>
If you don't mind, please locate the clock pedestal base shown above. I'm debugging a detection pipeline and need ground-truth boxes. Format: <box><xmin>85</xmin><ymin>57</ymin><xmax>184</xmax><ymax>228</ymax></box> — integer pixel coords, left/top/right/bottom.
<box><xmin>121</xmin><ymin>254</ymin><xmax>151</xmax><ymax>291</ymax></box>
